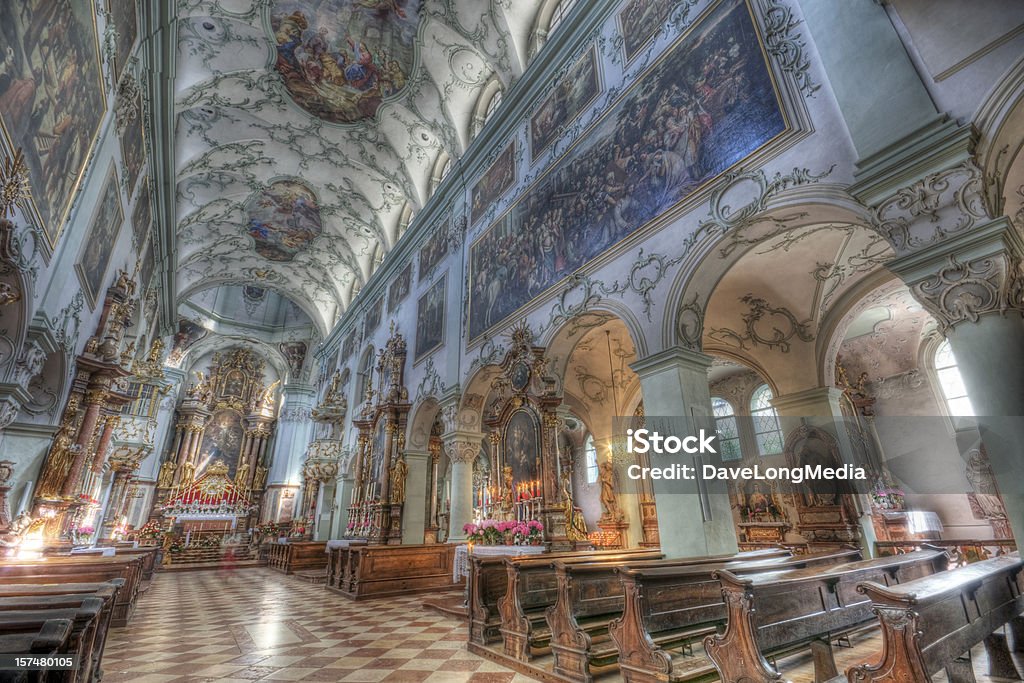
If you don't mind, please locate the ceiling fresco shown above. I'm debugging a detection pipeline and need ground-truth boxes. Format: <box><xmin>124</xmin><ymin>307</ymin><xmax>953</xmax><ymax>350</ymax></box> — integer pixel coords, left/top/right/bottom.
<box><xmin>245</xmin><ymin>179</ymin><xmax>323</xmax><ymax>261</ymax></box>
<box><xmin>270</xmin><ymin>0</ymin><xmax>421</xmax><ymax>124</ymax></box>
<box><xmin>174</xmin><ymin>0</ymin><xmax>545</xmax><ymax>333</ymax></box>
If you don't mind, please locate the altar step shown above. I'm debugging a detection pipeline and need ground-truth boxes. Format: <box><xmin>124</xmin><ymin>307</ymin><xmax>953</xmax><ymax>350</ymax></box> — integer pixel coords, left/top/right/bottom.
<box><xmin>422</xmin><ymin>590</ymin><xmax>469</xmax><ymax>621</ymax></box>
<box><xmin>159</xmin><ymin>544</ymin><xmax>259</xmax><ymax>570</ymax></box>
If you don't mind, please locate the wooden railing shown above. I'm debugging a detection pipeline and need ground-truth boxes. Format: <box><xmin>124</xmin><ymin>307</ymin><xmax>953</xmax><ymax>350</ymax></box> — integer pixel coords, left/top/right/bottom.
<box><xmin>875</xmin><ymin>538</ymin><xmax>1016</xmax><ymax>566</ymax></box>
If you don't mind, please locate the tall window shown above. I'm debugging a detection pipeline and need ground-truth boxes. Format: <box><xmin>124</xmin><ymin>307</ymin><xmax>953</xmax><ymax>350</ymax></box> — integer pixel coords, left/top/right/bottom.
<box><xmin>584</xmin><ymin>434</ymin><xmax>598</xmax><ymax>484</ymax></box>
<box><xmin>934</xmin><ymin>340</ymin><xmax>974</xmax><ymax>416</ymax></box>
<box><xmin>548</xmin><ymin>0</ymin><xmax>579</xmax><ymax>34</ymax></box>
<box><xmin>711</xmin><ymin>397</ymin><xmax>742</xmax><ymax>461</ymax></box>
<box><xmin>750</xmin><ymin>384</ymin><xmax>784</xmax><ymax>456</ymax></box>
<box><xmin>483</xmin><ymin>89</ymin><xmax>503</xmax><ymax>125</ymax></box>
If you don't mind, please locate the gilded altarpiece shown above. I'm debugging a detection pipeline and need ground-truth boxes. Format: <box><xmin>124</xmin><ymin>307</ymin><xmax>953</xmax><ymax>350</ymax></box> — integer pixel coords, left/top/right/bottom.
<box><xmin>481</xmin><ymin>325</ymin><xmax>581</xmax><ymax>549</ymax></box>
<box><xmin>347</xmin><ymin>327</ymin><xmax>411</xmax><ymax>545</ymax></box>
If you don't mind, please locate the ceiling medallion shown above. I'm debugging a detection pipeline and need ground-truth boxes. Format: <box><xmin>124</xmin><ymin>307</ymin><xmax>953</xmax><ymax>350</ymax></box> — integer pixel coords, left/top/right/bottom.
<box><xmin>269</xmin><ymin>0</ymin><xmax>421</xmax><ymax>124</ymax></box>
<box><xmin>246</xmin><ymin>179</ymin><xmax>322</xmax><ymax>261</ymax></box>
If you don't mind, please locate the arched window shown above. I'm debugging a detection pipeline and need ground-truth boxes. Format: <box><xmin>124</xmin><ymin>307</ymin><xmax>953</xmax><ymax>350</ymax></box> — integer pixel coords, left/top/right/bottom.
<box><xmin>934</xmin><ymin>340</ymin><xmax>974</xmax><ymax>416</ymax></box>
<box><xmin>483</xmin><ymin>89</ymin><xmax>503</xmax><ymax>124</ymax></box>
<box><xmin>584</xmin><ymin>434</ymin><xmax>598</xmax><ymax>484</ymax></box>
<box><xmin>372</xmin><ymin>243</ymin><xmax>385</xmax><ymax>271</ymax></box>
<box><xmin>548</xmin><ymin>0</ymin><xmax>578</xmax><ymax>34</ymax></box>
<box><xmin>356</xmin><ymin>346</ymin><xmax>375</xmax><ymax>401</ymax></box>
<box><xmin>711</xmin><ymin>397</ymin><xmax>742</xmax><ymax>461</ymax></box>
<box><xmin>430</xmin><ymin>151</ymin><xmax>453</xmax><ymax>196</ymax></box>
<box><xmin>750</xmin><ymin>384</ymin><xmax>784</xmax><ymax>456</ymax></box>
<box><xmin>472</xmin><ymin>78</ymin><xmax>504</xmax><ymax>138</ymax></box>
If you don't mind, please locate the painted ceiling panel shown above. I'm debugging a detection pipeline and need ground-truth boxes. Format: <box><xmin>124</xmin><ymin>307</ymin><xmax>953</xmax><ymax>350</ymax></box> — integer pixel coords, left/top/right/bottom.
<box><xmin>173</xmin><ymin>0</ymin><xmax>544</xmax><ymax>328</ymax></box>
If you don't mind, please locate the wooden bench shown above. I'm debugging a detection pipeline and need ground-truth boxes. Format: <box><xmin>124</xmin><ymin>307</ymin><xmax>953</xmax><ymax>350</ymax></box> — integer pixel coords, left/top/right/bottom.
<box><xmin>0</xmin><ymin>597</ymin><xmax>104</xmax><ymax>683</ymax></box>
<box><xmin>0</xmin><ymin>581</ymin><xmax>123</xmax><ymax>682</ymax></box>
<box><xmin>325</xmin><ymin>541</ymin><xmax>367</xmax><ymax>591</ymax></box>
<box><xmin>265</xmin><ymin>541</ymin><xmax>327</xmax><ymax>575</ymax></box>
<box><xmin>0</xmin><ymin>554</ymin><xmax>144</xmax><ymax>626</ymax></box>
<box><xmin>469</xmin><ymin>548</ymin><xmax>663</xmax><ymax>647</ymax></box>
<box><xmin>333</xmin><ymin>544</ymin><xmax>459</xmax><ymax>600</ymax></box>
<box><xmin>608</xmin><ymin>547</ymin><xmax>864</xmax><ymax>683</ymax></box>
<box><xmin>704</xmin><ymin>549</ymin><xmax>949</xmax><ymax>683</ymax></box>
<box><xmin>549</xmin><ymin>547</ymin><xmax>861</xmax><ymax>682</ymax></box>
<box><xmin>848</xmin><ymin>553</ymin><xmax>1024</xmax><ymax>683</ymax></box>
<box><xmin>0</xmin><ymin>618</ymin><xmax>74</xmax><ymax>683</ymax></box>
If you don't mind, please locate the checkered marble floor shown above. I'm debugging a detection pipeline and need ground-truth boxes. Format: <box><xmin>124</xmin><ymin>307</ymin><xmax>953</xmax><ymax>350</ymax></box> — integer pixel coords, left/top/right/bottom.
<box><xmin>103</xmin><ymin>567</ymin><xmax>530</xmax><ymax>682</ymax></box>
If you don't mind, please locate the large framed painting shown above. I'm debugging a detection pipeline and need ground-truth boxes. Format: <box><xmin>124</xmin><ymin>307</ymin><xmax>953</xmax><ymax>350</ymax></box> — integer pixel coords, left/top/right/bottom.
<box><xmin>503</xmin><ymin>408</ymin><xmax>541</xmax><ymax>486</ymax></box>
<box><xmin>75</xmin><ymin>165</ymin><xmax>124</xmax><ymax>309</ymax></box>
<box><xmin>618</xmin><ymin>0</ymin><xmax>677</xmax><ymax>62</ymax></box>
<box><xmin>197</xmin><ymin>409</ymin><xmax>244</xmax><ymax>478</ymax></box>
<box><xmin>107</xmin><ymin>0</ymin><xmax>138</xmax><ymax>85</ymax></box>
<box><xmin>417</xmin><ymin>221</ymin><xmax>448</xmax><ymax>283</ymax></box>
<box><xmin>364</xmin><ymin>295</ymin><xmax>383</xmax><ymax>335</ymax></box>
<box><xmin>470</xmin><ymin>142</ymin><xmax>515</xmax><ymax>225</ymax></box>
<box><xmin>138</xmin><ymin>236</ymin><xmax>155</xmax><ymax>294</ymax></box>
<box><xmin>120</xmin><ymin>93</ymin><xmax>146</xmax><ymax>198</ymax></box>
<box><xmin>130</xmin><ymin>176</ymin><xmax>151</xmax><ymax>247</ymax></box>
<box><xmin>530</xmin><ymin>47</ymin><xmax>601</xmax><ymax>159</ymax></box>
<box><xmin>0</xmin><ymin>0</ymin><xmax>106</xmax><ymax>247</ymax></box>
<box><xmin>415</xmin><ymin>273</ymin><xmax>446</xmax><ymax>361</ymax></box>
<box><xmin>269</xmin><ymin>0</ymin><xmax>420</xmax><ymax>124</ymax></box>
<box><xmin>468</xmin><ymin>0</ymin><xmax>787</xmax><ymax>341</ymax></box>
<box><xmin>341</xmin><ymin>328</ymin><xmax>357</xmax><ymax>362</ymax></box>
<box><xmin>388</xmin><ymin>261</ymin><xmax>412</xmax><ymax>313</ymax></box>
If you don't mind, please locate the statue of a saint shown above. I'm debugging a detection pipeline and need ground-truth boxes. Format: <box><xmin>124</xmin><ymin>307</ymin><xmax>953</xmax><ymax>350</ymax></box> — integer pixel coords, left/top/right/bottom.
<box><xmin>235</xmin><ymin>451</ymin><xmax>251</xmax><ymax>487</ymax></box>
<box><xmin>180</xmin><ymin>460</ymin><xmax>196</xmax><ymax>486</ymax></box>
<box><xmin>253</xmin><ymin>465</ymin><xmax>268</xmax><ymax>491</ymax></box>
<box><xmin>561</xmin><ymin>477</ymin><xmax>588</xmax><ymax>541</ymax></box>
<box><xmin>157</xmin><ymin>461</ymin><xmax>176</xmax><ymax>488</ymax></box>
<box><xmin>598</xmin><ymin>460</ymin><xmax>620</xmax><ymax>520</ymax></box>
<box><xmin>390</xmin><ymin>457</ymin><xmax>408</xmax><ymax>504</ymax></box>
<box><xmin>36</xmin><ymin>425</ymin><xmax>76</xmax><ymax>498</ymax></box>
<box><xmin>502</xmin><ymin>465</ymin><xmax>514</xmax><ymax>511</ymax></box>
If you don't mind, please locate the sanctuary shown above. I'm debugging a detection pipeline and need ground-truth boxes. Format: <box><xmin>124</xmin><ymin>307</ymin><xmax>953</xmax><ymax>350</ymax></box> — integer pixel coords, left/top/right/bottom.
<box><xmin>0</xmin><ymin>0</ymin><xmax>1022</xmax><ymax>681</ymax></box>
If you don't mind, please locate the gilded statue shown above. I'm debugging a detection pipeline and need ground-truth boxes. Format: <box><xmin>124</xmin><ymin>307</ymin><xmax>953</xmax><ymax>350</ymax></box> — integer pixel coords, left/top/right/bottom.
<box><xmin>157</xmin><ymin>461</ymin><xmax>176</xmax><ymax>488</ymax></box>
<box><xmin>36</xmin><ymin>424</ymin><xmax>76</xmax><ymax>498</ymax></box>
<box><xmin>390</xmin><ymin>456</ymin><xmax>408</xmax><ymax>505</ymax></box>
<box><xmin>561</xmin><ymin>477</ymin><xmax>588</xmax><ymax>541</ymax></box>
<box><xmin>324</xmin><ymin>371</ymin><xmax>343</xmax><ymax>404</ymax></box>
<box><xmin>502</xmin><ymin>464</ymin><xmax>514</xmax><ymax>511</ymax></box>
<box><xmin>188</xmin><ymin>371</ymin><xmax>212</xmax><ymax>402</ymax></box>
<box><xmin>180</xmin><ymin>460</ymin><xmax>196</xmax><ymax>486</ymax></box>
<box><xmin>260</xmin><ymin>380</ymin><xmax>280</xmax><ymax>407</ymax></box>
<box><xmin>253</xmin><ymin>465</ymin><xmax>268</xmax><ymax>491</ymax></box>
<box><xmin>235</xmin><ymin>451</ymin><xmax>251</xmax><ymax>486</ymax></box>
<box><xmin>598</xmin><ymin>460</ymin><xmax>621</xmax><ymax>520</ymax></box>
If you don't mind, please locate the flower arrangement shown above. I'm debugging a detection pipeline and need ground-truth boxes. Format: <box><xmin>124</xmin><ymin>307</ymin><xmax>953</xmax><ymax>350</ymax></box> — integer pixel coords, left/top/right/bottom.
<box><xmin>870</xmin><ymin>474</ymin><xmax>905</xmax><ymax>511</ymax></box>
<box><xmin>464</xmin><ymin>519</ymin><xmax>544</xmax><ymax>546</ymax></box>
<box><xmin>137</xmin><ymin>520</ymin><xmax>164</xmax><ymax>539</ymax></box>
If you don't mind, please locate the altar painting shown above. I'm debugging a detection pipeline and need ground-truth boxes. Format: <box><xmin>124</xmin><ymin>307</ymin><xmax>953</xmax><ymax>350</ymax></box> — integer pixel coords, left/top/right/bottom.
<box><xmin>197</xmin><ymin>409</ymin><xmax>245</xmax><ymax>477</ymax></box>
<box><xmin>503</xmin><ymin>408</ymin><xmax>540</xmax><ymax>486</ymax></box>
<box><xmin>269</xmin><ymin>0</ymin><xmax>420</xmax><ymax>124</ymax></box>
<box><xmin>468</xmin><ymin>0</ymin><xmax>785</xmax><ymax>341</ymax></box>
<box><xmin>0</xmin><ymin>0</ymin><xmax>105</xmax><ymax>245</ymax></box>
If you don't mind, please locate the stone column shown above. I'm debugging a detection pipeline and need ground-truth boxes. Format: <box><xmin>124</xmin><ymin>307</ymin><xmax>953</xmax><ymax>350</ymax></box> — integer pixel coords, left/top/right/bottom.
<box><xmin>888</xmin><ymin>218</ymin><xmax>1024</xmax><ymax>541</ymax></box>
<box><xmin>401</xmin><ymin>450</ymin><xmax>429</xmax><ymax>544</ymax></box>
<box><xmin>90</xmin><ymin>416</ymin><xmax>119</xmax><ymax>474</ymax></box>
<box><xmin>63</xmin><ymin>384</ymin><xmax>108</xmax><ymax>497</ymax></box>
<box><xmin>444</xmin><ymin>433</ymin><xmax>481</xmax><ymax>542</ymax></box>
<box><xmin>630</xmin><ymin>347</ymin><xmax>738</xmax><ymax>558</ymax></box>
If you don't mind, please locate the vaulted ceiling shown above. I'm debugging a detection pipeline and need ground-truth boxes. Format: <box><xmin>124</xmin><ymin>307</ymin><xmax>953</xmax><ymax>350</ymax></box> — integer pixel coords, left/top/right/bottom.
<box><xmin>173</xmin><ymin>0</ymin><xmax>546</xmax><ymax>334</ymax></box>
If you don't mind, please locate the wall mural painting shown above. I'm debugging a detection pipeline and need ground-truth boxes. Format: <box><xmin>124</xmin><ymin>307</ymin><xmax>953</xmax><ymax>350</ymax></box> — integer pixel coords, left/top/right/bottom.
<box><xmin>364</xmin><ymin>295</ymin><xmax>383</xmax><ymax>335</ymax></box>
<box><xmin>197</xmin><ymin>409</ymin><xmax>245</xmax><ymax>478</ymax></box>
<box><xmin>107</xmin><ymin>0</ymin><xmax>138</xmax><ymax>84</ymax></box>
<box><xmin>619</xmin><ymin>0</ymin><xmax>677</xmax><ymax>62</ymax></box>
<box><xmin>269</xmin><ymin>0</ymin><xmax>421</xmax><ymax>124</ymax></box>
<box><xmin>470</xmin><ymin>142</ymin><xmax>515</xmax><ymax>225</ymax></box>
<box><xmin>417</xmin><ymin>220</ymin><xmax>448</xmax><ymax>282</ymax></box>
<box><xmin>530</xmin><ymin>47</ymin><xmax>600</xmax><ymax>159</ymax></box>
<box><xmin>167</xmin><ymin>318</ymin><xmax>210</xmax><ymax>365</ymax></box>
<box><xmin>120</xmin><ymin>93</ymin><xmax>145</xmax><ymax>197</ymax></box>
<box><xmin>245</xmin><ymin>179</ymin><xmax>322</xmax><ymax>262</ymax></box>
<box><xmin>0</xmin><ymin>0</ymin><xmax>106</xmax><ymax>246</ymax></box>
<box><xmin>388</xmin><ymin>261</ymin><xmax>412</xmax><ymax>312</ymax></box>
<box><xmin>130</xmin><ymin>176</ymin><xmax>151</xmax><ymax>247</ymax></box>
<box><xmin>504</xmin><ymin>408</ymin><xmax>540</xmax><ymax>487</ymax></box>
<box><xmin>75</xmin><ymin>164</ymin><xmax>124</xmax><ymax>308</ymax></box>
<box><xmin>279</xmin><ymin>341</ymin><xmax>308</xmax><ymax>377</ymax></box>
<box><xmin>341</xmin><ymin>328</ymin><xmax>357</xmax><ymax>362</ymax></box>
<box><xmin>468</xmin><ymin>0</ymin><xmax>786</xmax><ymax>341</ymax></box>
<box><xmin>415</xmin><ymin>273</ymin><xmax>446</xmax><ymax>361</ymax></box>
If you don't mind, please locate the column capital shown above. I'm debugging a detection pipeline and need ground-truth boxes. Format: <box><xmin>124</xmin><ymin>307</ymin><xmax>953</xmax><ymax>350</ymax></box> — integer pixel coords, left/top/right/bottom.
<box><xmin>442</xmin><ymin>431</ymin><xmax>483</xmax><ymax>464</ymax></box>
<box><xmin>888</xmin><ymin>217</ymin><xmax>1024</xmax><ymax>333</ymax></box>
<box><xmin>630</xmin><ymin>346</ymin><xmax>713</xmax><ymax>379</ymax></box>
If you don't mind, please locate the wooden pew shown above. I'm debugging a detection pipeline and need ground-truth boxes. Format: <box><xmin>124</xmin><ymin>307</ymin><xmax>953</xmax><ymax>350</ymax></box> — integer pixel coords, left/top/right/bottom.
<box><xmin>0</xmin><ymin>581</ymin><xmax>123</xmax><ymax>682</ymax></box>
<box><xmin>0</xmin><ymin>554</ymin><xmax>144</xmax><ymax>626</ymax></box>
<box><xmin>325</xmin><ymin>541</ymin><xmax>367</xmax><ymax>591</ymax></box>
<box><xmin>703</xmin><ymin>549</ymin><xmax>949</xmax><ymax>683</ymax></box>
<box><xmin>499</xmin><ymin>548</ymin><xmax>790</xmax><ymax>663</ymax></box>
<box><xmin>848</xmin><ymin>554</ymin><xmax>1024</xmax><ymax>683</ymax></box>
<box><xmin>336</xmin><ymin>544</ymin><xmax>459</xmax><ymax>600</ymax></box>
<box><xmin>549</xmin><ymin>548</ymin><xmax>861</xmax><ymax>682</ymax></box>
<box><xmin>265</xmin><ymin>541</ymin><xmax>327</xmax><ymax>575</ymax></box>
<box><xmin>0</xmin><ymin>618</ymin><xmax>74</xmax><ymax>683</ymax></box>
<box><xmin>609</xmin><ymin>547</ymin><xmax>861</xmax><ymax>683</ymax></box>
<box><xmin>469</xmin><ymin>548</ymin><xmax>663</xmax><ymax>647</ymax></box>
<box><xmin>0</xmin><ymin>597</ymin><xmax>104</xmax><ymax>683</ymax></box>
